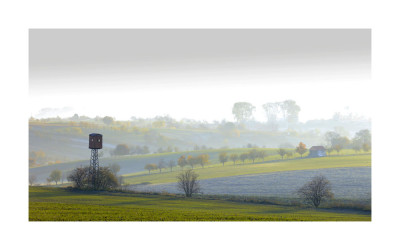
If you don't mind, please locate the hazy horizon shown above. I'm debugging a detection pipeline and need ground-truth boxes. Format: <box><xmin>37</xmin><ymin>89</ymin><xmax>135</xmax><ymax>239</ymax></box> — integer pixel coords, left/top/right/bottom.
<box><xmin>29</xmin><ymin>29</ymin><xmax>371</xmax><ymax>122</ymax></box>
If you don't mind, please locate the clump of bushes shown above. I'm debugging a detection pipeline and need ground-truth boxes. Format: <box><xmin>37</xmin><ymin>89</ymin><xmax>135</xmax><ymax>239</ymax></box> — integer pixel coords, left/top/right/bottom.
<box><xmin>67</xmin><ymin>166</ymin><xmax>118</xmax><ymax>191</ymax></box>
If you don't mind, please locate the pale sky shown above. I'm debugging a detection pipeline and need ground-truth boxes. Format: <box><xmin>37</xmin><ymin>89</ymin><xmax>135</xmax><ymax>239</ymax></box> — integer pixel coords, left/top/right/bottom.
<box><xmin>29</xmin><ymin>29</ymin><xmax>371</xmax><ymax>122</ymax></box>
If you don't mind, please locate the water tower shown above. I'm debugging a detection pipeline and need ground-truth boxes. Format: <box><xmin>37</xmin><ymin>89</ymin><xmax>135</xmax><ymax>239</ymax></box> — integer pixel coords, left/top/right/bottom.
<box><xmin>89</xmin><ymin>133</ymin><xmax>102</xmax><ymax>172</ymax></box>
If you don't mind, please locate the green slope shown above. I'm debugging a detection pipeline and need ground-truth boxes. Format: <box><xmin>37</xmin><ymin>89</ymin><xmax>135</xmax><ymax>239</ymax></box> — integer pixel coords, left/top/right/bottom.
<box><xmin>29</xmin><ymin>187</ymin><xmax>370</xmax><ymax>221</ymax></box>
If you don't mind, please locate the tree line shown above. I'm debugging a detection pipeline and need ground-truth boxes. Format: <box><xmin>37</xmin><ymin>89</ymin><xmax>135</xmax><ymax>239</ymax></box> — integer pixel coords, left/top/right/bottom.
<box><xmin>144</xmin><ymin>154</ymin><xmax>210</xmax><ymax>174</ymax></box>
<box><xmin>324</xmin><ymin>129</ymin><xmax>371</xmax><ymax>155</ymax></box>
<box><xmin>232</xmin><ymin>100</ymin><xmax>301</xmax><ymax>128</ymax></box>
<box><xmin>143</xmin><ymin>146</ymin><xmax>309</xmax><ymax>174</ymax></box>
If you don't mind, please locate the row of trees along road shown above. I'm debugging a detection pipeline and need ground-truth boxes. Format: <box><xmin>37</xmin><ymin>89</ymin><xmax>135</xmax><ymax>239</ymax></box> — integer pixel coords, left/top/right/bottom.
<box><xmin>219</xmin><ymin>149</ymin><xmax>268</xmax><ymax>165</ymax></box>
<box><xmin>145</xmin><ymin>154</ymin><xmax>210</xmax><ymax>174</ymax></box>
<box><xmin>144</xmin><ymin>143</ymin><xmax>311</xmax><ymax>174</ymax></box>
<box><xmin>220</xmin><ymin>143</ymin><xmax>308</xmax><ymax>166</ymax></box>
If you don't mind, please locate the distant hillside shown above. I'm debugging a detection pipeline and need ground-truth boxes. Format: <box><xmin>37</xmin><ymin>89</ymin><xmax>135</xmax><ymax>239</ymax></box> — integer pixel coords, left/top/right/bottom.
<box><xmin>29</xmin><ymin>122</ymin><xmax>328</xmax><ymax>165</ymax></box>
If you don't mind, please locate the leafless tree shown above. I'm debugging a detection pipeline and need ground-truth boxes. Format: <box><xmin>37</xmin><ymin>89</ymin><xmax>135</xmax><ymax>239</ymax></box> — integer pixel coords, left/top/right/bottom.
<box><xmin>230</xmin><ymin>153</ymin><xmax>239</xmax><ymax>165</ymax></box>
<box><xmin>240</xmin><ymin>153</ymin><xmax>248</xmax><ymax>164</ymax></box>
<box><xmin>297</xmin><ymin>175</ymin><xmax>334</xmax><ymax>208</ymax></box>
<box><xmin>158</xmin><ymin>158</ymin><xmax>166</xmax><ymax>173</ymax></box>
<box><xmin>277</xmin><ymin>148</ymin><xmax>287</xmax><ymax>160</ymax></box>
<box><xmin>248</xmin><ymin>149</ymin><xmax>258</xmax><ymax>164</ymax></box>
<box><xmin>29</xmin><ymin>174</ymin><xmax>37</xmax><ymax>186</ymax></box>
<box><xmin>168</xmin><ymin>159</ymin><xmax>176</xmax><ymax>172</ymax></box>
<box><xmin>177</xmin><ymin>169</ymin><xmax>200</xmax><ymax>197</ymax></box>
<box><xmin>67</xmin><ymin>167</ymin><xmax>87</xmax><ymax>189</ymax></box>
<box><xmin>47</xmin><ymin>170</ymin><xmax>62</xmax><ymax>185</ymax></box>
<box><xmin>219</xmin><ymin>152</ymin><xmax>228</xmax><ymax>166</ymax></box>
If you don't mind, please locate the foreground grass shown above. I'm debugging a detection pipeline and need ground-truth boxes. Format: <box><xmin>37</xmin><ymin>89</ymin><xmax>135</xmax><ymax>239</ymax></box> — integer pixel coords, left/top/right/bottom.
<box><xmin>123</xmin><ymin>154</ymin><xmax>371</xmax><ymax>185</ymax></box>
<box><xmin>29</xmin><ymin>187</ymin><xmax>370</xmax><ymax>221</ymax></box>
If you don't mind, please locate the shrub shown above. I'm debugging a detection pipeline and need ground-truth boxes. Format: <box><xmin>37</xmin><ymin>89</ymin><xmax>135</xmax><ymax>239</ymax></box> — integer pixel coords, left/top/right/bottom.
<box><xmin>47</xmin><ymin>170</ymin><xmax>62</xmax><ymax>185</ymax></box>
<box><xmin>68</xmin><ymin>166</ymin><xmax>118</xmax><ymax>191</ymax></box>
<box><xmin>177</xmin><ymin>169</ymin><xmax>200</xmax><ymax>197</ymax></box>
<box><xmin>113</xmin><ymin>144</ymin><xmax>130</xmax><ymax>156</ymax></box>
<box><xmin>297</xmin><ymin>175</ymin><xmax>334</xmax><ymax>208</ymax></box>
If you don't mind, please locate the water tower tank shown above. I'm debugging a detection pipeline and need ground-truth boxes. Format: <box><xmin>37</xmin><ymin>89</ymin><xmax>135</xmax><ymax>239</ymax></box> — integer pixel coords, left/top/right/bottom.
<box><xmin>89</xmin><ymin>133</ymin><xmax>102</xmax><ymax>149</ymax></box>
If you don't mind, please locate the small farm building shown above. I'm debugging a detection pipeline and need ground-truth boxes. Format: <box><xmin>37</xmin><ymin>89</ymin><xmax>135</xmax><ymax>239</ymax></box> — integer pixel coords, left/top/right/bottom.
<box><xmin>309</xmin><ymin>146</ymin><xmax>326</xmax><ymax>157</ymax></box>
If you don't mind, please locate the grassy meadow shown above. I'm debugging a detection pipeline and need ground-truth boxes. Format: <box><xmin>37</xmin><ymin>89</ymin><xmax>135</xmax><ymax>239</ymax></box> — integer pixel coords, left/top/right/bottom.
<box><xmin>29</xmin><ymin>148</ymin><xmax>371</xmax><ymax>221</ymax></box>
<box><xmin>29</xmin><ymin>186</ymin><xmax>370</xmax><ymax>221</ymax></box>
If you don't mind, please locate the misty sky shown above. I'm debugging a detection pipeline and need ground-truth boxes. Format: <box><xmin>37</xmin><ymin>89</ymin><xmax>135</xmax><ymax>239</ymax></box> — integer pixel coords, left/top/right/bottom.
<box><xmin>29</xmin><ymin>29</ymin><xmax>371</xmax><ymax>122</ymax></box>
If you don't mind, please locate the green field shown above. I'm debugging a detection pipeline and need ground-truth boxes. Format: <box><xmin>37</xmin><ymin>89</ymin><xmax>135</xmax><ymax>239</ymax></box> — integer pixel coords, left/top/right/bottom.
<box><xmin>29</xmin><ymin>187</ymin><xmax>370</xmax><ymax>221</ymax></box>
<box><xmin>123</xmin><ymin>154</ymin><xmax>371</xmax><ymax>185</ymax></box>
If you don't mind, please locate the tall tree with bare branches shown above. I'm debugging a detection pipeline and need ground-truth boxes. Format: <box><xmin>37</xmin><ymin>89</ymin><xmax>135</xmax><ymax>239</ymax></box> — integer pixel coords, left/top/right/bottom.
<box><xmin>277</xmin><ymin>148</ymin><xmax>287</xmax><ymax>160</ymax></box>
<box><xmin>230</xmin><ymin>153</ymin><xmax>239</xmax><ymax>165</ymax></box>
<box><xmin>219</xmin><ymin>152</ymin><xmax>228</xmax><ymax>166</ymax></box>
<box><xmin>297</xmin><ymin>175</ymin><xmax>334</xmax><ymax>208</ymax></box>
<box><xmin>168</xmin><ymin>159</ymin><xmax>176</xmax><ymax>172</ymax></box>
<box><xmin>248</xmin><ymin>149</ymin><xmax>258</xmax><ymax>164</ymax></box>
<box><xmin>240</xmin><ymin>152</ymin><xmax>248</xmax><ymax>164</ymax></box>
<box><xmin>177</xmin><ymin>169</ymin><xmax>200</xmax><ymax>197</ymax></box>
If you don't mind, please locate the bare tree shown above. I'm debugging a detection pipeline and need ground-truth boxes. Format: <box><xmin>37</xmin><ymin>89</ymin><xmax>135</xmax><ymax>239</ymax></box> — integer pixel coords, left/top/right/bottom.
<box><xmin>47</xmin><ymin>170</ymin><xmax>62</xmax><ymax>185</ymax></box>
<box><xmin>177</xmin><ymin>169</ymin><xmax>200</xmax><ymax>197</ymax></box>
<box><xmin>168</xmin><ymin>159</ymin><xmax>176</xmax><ymax>172</ymax></box>
<box><xmin>29</xmin><ymin>174</ymin><xmax>37</xmax><ymax>186</ymax></box>
<box><xmin>248</xmin><ymin>149</ymin><xmax>258</xmax><ymax>164</ymax></box>
<box><xmin>145</xmin><ymin>163</ymin><xmax>157</xmax><ymax>174</ymax></box>
<box><xmin>230</xmin><ymin>153</ymin><xmax>239</xmax><ymax>165</ymax></box>
<box><xmin>67</xmin><ymin>167</ymin><xmax>87</xmax><ymax>189</ymax></box>
<box><xmin>158</xmin><ymin>158</ymin><xmax>166</xmax><ymax>173</ymax></box>
<box><xmin>219</xmin><ymin>152</ymin><xmax>228</xmax><ymax>166</ymax></box>
<box><xmin>297</xmin><ymin>175</ymin><xmax>334</xmax><ymax>208</ymax></box>
<box><xmin>277</xmin><ymin>148</ymin><xmax>287</xmax><ymax>160</ymax></box>
<box><xmin>240</xmin><ymin>152</ymin><xmax>248</xmax><ymax>164</ymax></box>
<box><xmin>257</xmin><ymin>150</ymin><xmax>268</xmax><ymax>162</ymax></box>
